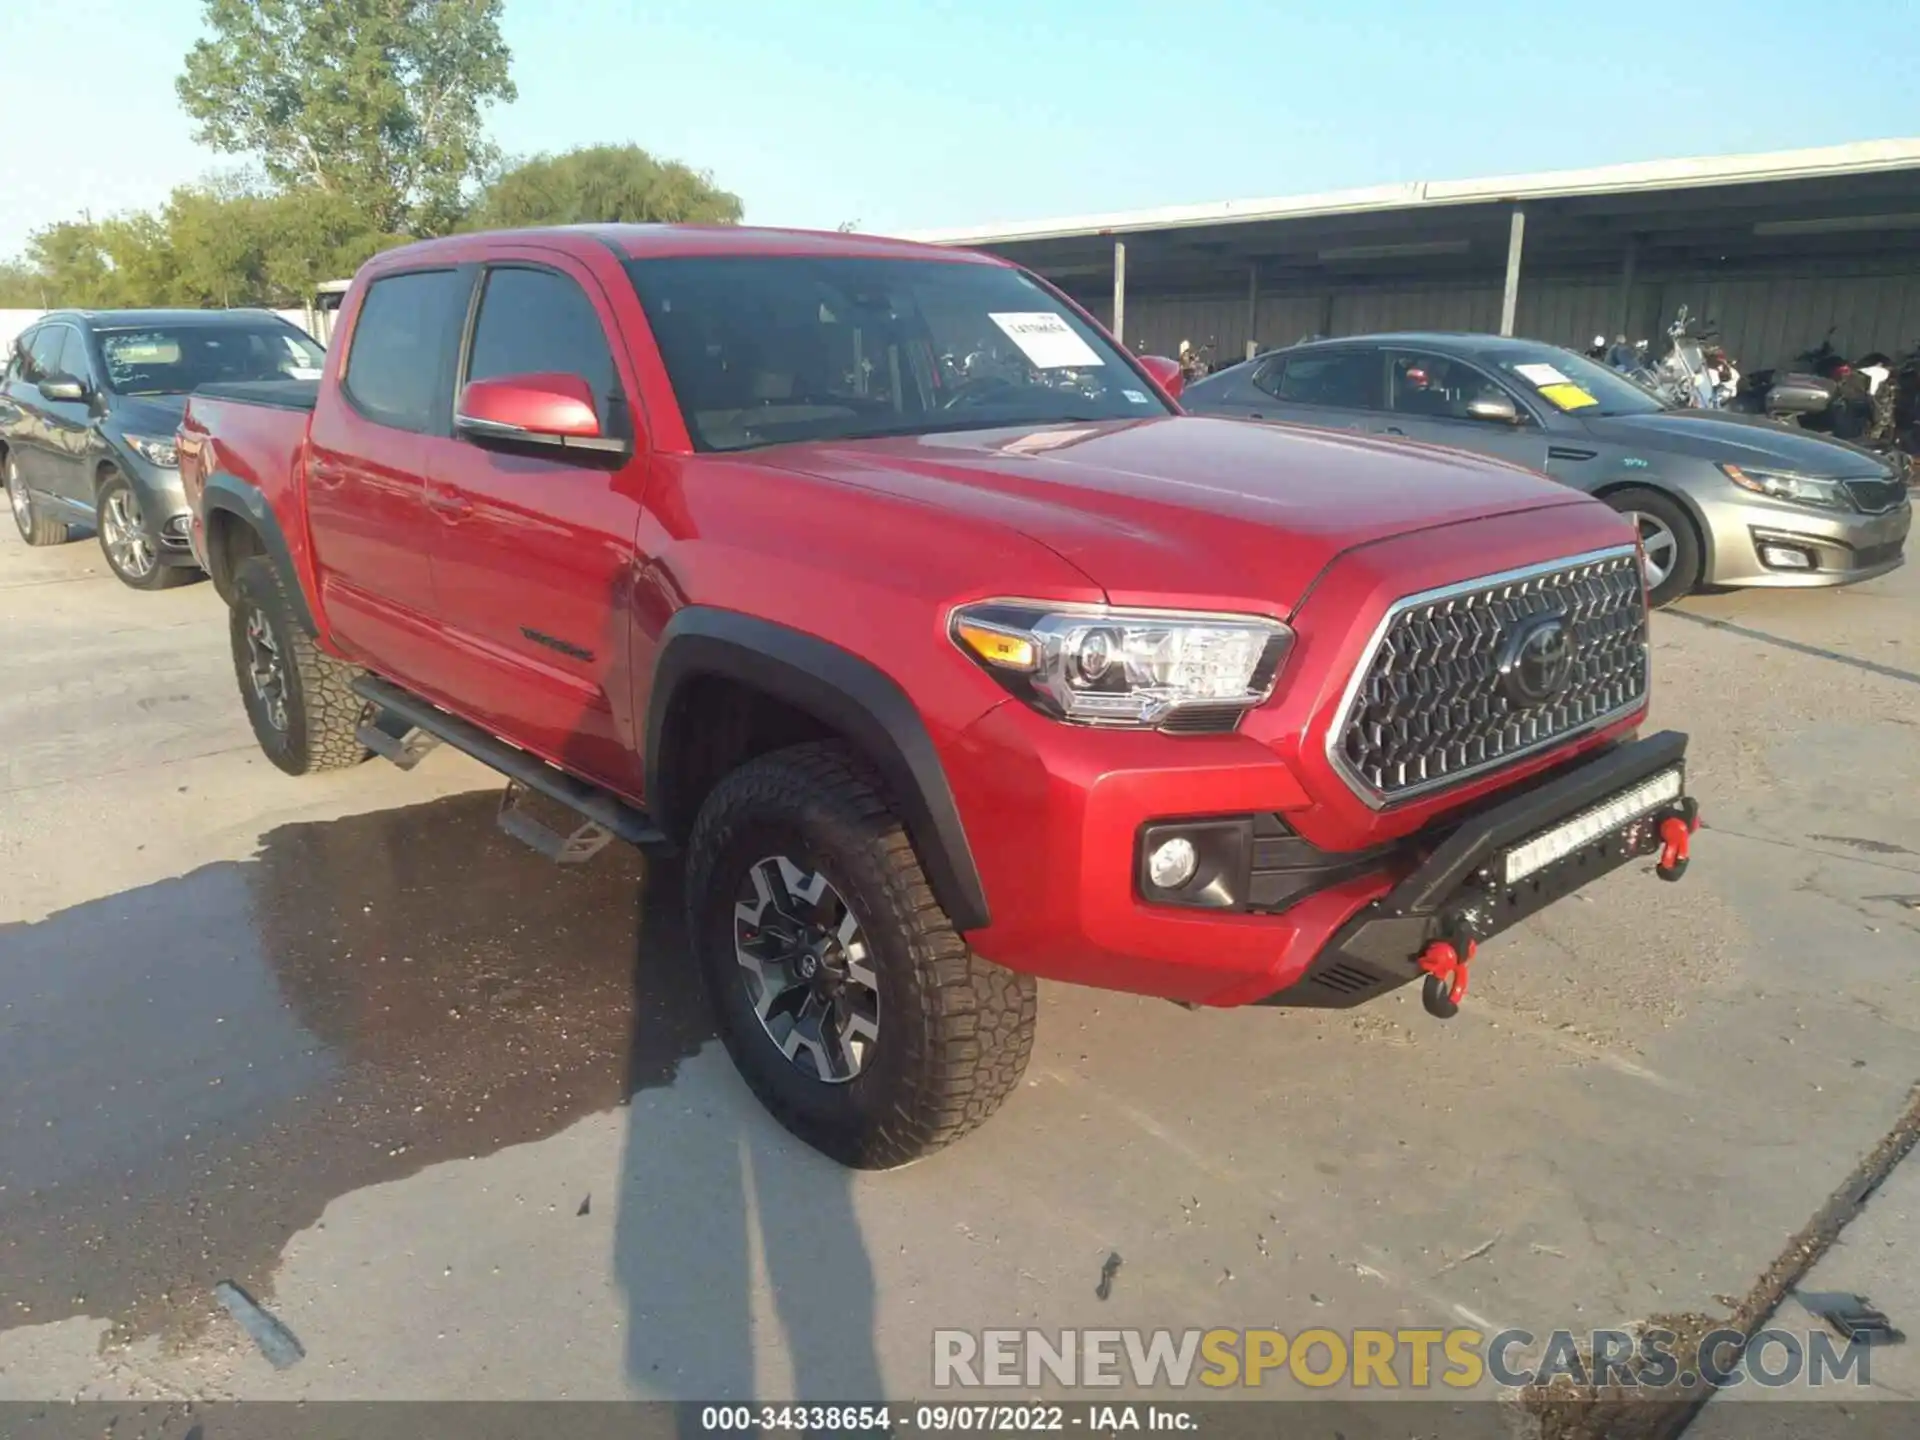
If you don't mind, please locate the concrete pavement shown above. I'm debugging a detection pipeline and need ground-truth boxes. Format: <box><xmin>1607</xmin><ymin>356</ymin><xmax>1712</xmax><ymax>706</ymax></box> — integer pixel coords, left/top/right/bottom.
<box><xmin>0</xmin><ymin>527</ymin><xmax>1915</xmax><ymax>1432</ymax></box>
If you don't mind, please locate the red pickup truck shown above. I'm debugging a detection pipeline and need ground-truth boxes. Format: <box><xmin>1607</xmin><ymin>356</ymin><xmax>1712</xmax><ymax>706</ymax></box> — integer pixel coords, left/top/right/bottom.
<box><xmin>177</xmin><ymin>225</ymin><xmax>1698</xmax><ymax>1168</ymax></box>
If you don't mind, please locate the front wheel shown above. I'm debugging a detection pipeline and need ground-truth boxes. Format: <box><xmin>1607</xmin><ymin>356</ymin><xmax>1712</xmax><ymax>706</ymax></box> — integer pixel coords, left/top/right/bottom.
<box><xmin>685</xmin><ymin>741</ymin><xmax>1036</xmax><ymax>1169</ymax></box>
<box><xmin>97</xmin><ymin>471</ymin><xmax>192</xmax><ymax>590</ymax></box>
<box><xmin>229</xmin><ymin>555</ymin><xmax>370</xmax><ymax>774</ymax></box>
<box><xmin>1606</xmin><ymin>487</ymin><xmax>1700</xmax><ymax>608</ymax></box>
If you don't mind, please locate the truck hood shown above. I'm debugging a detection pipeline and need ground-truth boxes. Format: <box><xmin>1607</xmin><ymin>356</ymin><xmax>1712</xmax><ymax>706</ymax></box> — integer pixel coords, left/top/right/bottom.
<box><xmin>761</xmin><ymin>417</ymin><xmax>1591</xmax><ymax>612</ymax></box>
<box><xmin>1580</xmin><ymin>409</ymin><xmax>1893</xmax><ymax>477</ymax></box>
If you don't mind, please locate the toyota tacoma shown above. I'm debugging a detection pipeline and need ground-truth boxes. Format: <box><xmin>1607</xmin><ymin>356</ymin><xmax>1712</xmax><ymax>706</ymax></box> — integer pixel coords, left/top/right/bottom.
<box><xmin>176</xmin><ymin>225</ymin><xmax>1699</xmax><ymax>1168</ymax></box>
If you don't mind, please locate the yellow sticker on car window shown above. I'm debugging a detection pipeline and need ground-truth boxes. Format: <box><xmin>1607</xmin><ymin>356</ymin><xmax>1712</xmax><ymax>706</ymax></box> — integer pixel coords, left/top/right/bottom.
<box><xmin>1537</xmin><ymin>382</ymin><xmax>1598</xmax><ymax>411</ymax></box>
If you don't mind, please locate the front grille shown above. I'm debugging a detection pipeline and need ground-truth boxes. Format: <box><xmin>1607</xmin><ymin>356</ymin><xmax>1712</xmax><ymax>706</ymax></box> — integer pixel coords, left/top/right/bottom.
<box><xmin>1844</xmin><ymin>477</ymin><xmax>1908</xmax><ymax>514</ymax></box>
<box><xmin>1331</xmin><ymin>548</ymin><xmax>1648</xmax><ymax>804</ymax></box>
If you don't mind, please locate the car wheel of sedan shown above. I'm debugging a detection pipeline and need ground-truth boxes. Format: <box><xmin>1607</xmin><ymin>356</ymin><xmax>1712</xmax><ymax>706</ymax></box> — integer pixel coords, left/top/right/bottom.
<box><xmin>6</xmin><ymin>453</ymin><xmax>70</xmax><ymax>546</ymax></box>
<box><xmin>97</xmin><ymin>470</ymin><xmax>191</xmax><ymax>590</ymax></box>
<box><xmin>685</xmin><ymin>740</ymin><xmax>1036</xmax><ymax>1169</ymax></box>
<box><xmin>1607</xmin><ymin>487</ymin><xmax>1700</xmax><ymax>608</ymax></box>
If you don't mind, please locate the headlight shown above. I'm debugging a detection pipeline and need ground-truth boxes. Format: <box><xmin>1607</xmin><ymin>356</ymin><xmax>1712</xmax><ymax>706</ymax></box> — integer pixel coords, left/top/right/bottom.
<box><xmin>1720</xmin><ymin>463</ymin><xmax>1848</xmax><ymax>510</ymax></box>
<box><xmin>125</xmin><ymin>433</ymin><xmax>180</xmax><ymax>469</ymax></box>
<box><xmin>950</xmin><ymin>600</ymin><xmax>1293</xmax><ymax>730</ymax></box>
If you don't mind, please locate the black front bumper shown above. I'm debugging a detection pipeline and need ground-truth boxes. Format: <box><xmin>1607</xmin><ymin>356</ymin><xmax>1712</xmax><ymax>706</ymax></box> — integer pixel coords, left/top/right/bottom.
<box><xmin>1264</xmin><ymin>730</ymin><xmax>1693</xmax><ymax>1008</ymax></box>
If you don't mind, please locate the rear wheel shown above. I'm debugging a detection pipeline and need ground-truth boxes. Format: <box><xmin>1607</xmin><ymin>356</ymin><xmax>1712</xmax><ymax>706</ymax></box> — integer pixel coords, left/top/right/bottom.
<box><xmin>1606</xmin><ymin>487</ymin><xmax>1700</xmax><ymax>608</ymax></box>
<box><xmin>229</xmin><ymin>554</ymin><xmax>370</xmax><ymax>774</ymax></box>
<box><xmin>6</xmin><ymin>453</ymin><xmax>70</xmax><ymax>546</ymax></box>
<box><xmin>685</xmin><ymin>741</ymin><xmax>1036</xmax><ymax>1168</ymax></box>
<box><xmin>97</xmin><ymin>471</ymin><xmax>191</xmax><ymax>590</ymax></box>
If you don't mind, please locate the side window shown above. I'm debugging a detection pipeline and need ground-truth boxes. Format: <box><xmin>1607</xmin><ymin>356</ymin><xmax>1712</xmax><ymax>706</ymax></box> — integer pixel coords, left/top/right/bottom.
<box><xmin>29</xmin><ymin>327</ymin><xmax>68</xmax><ymax>383</ymax></box>
<box><xmin>1387</xmin><ymin>351</ymin><xmax>1521</xmax><ymax>421</ymax></box>
<box><xmin>464</xmin><ymin>267</ymin><xmax>619</xmax><ymax>424</ymax></box>
<box><xmin>59</xmin><ymin>328</ymin><xmax>97</xmax><ymax>387</ymax></box>
<box><xmin>1253</xmin><ymin>349</ymin><xmax>1379</xmax><ymax>409</ymax></box>
<box><xmin>6</xmin><ymin>328</ymin><xmax>35</xmax><ymax>382</ymax></box>
<box><xmin>343</xmin><ymin>270</ymin><xmax>469</xmax><ymax>433</ymax></box>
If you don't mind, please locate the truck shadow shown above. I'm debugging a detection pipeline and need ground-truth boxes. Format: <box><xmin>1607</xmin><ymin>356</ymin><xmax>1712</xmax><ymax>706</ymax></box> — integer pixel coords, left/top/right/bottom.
<box><xmin>613</xmin><ymin>860</ymin><xmax>884</xmax><ymax>1409</ymax></box>
<box><xmin>0</xmin><ymin>788</ymin><xmax>882</xmax><ymax>1402</ymax></box>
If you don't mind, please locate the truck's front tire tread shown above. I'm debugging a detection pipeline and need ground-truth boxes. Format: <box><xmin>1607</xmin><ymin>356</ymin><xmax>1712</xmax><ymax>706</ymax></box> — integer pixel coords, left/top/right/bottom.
<box><xmin>230</xmin><ymin>555</ymin><xmax>369</xmax><ymax>775</ymax></box>
<box><xmin>686</xmin><ymin>741</ymin><xmax>1035</xmax><ymax>1169</ymax></box>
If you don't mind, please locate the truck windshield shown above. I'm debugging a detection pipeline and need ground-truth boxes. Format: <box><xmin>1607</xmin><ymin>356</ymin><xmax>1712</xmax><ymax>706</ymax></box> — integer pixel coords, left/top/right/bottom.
<box><xmin>1479</xmin><ymin>343</ymin><xmax>1669</xmax><ymax>419</ymax></box>
<box><xmin>624</xmin><ymin>255</ymin><xmax>1169</xmax><ymax>452</ymax></box>
<box><xmin>97</xmin><ymin>323</ymin><xmax>327</xmax><ymax>397</ymax></box>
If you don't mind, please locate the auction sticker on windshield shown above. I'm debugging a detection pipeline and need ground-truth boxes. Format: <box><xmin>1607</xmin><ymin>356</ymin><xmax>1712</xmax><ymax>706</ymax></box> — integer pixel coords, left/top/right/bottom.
<box><xmin>1512</xmin><ymin>362</ymin><xmax>1571</xmax><ymax>387</ymax></box>
<box><xmin>990</xmin><ymin>312</ymin><xmax>1104</xmax><ymax>369</ymax></box>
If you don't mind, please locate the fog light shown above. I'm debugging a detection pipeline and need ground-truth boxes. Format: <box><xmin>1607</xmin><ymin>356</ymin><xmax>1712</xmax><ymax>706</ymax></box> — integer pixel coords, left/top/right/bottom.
<box><xmin>1760</xmin><ymin>544</ymin><xmax>1813</xmax><ymax>570</ymax></box>
<box><xmin>1147</xmin><ymin>836</ymin><xmax>1199</xmax><ymax>889</ymax></box>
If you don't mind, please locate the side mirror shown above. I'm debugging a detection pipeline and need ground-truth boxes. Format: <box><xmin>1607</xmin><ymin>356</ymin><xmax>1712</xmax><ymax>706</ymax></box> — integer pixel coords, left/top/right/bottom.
<box><xmin>1138</xmin><ymin>354</ymin><xmax>1184</xmax><ymax>399</ymax></box>
<box><xmin>38</xmin><ymin>373</ymin><xmax>87</xmax><ymax>402</ymax></box>
<box><xmin>455</xmin><ymin>372</ymin><xmax>629</xmax><ymax>459</ymax></box>
<box><xmin>1464</xmin><ymin>392</ymin><xmax>1521</xmax><ymax>425</ymax></box>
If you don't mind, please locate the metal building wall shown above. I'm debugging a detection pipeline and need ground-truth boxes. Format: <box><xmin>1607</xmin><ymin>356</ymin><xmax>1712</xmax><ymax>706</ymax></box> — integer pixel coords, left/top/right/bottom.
<box><xmin>1109</xmin><ymin>266</ymin><xmax>1920</xmax><ymax>369</ymax></box>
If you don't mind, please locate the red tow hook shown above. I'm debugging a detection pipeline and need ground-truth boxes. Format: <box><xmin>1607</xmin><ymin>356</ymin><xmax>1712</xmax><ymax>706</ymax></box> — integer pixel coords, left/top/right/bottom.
<box><xmin>1418</xmin><ymin>936</ymin><xmax>1476</xmax><ymax>1020</ymax></box>
<box><xmin>1657</xmin><ymin>801</ymin><xmax>1701</xmax><ymax>883</ymax></box>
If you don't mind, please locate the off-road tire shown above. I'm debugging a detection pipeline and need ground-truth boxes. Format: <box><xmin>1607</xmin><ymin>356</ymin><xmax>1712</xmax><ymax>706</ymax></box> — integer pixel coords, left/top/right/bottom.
<box><xmin>1605</xmin><ymin>486</ymin><xmax>1701</xmax><ymax>608</ymax></box>
<box><xmin>686</xmin><ymin>741</ymin><xmax>1036</xmax><ymax>1168</ymax></box>
<box><xmin>230</xmin><ymin>554</ymin><xmax>369</xmax><ymax>775</ymax></box>
<box><xmin>97</xmin><ymin>470</ymin><xmax>193</xmax><ymax>590</ymax></box>
<box><xmin>6</xmin><ymin>453</ymin><xmax>69</xmax><ymax>546</ymax></box>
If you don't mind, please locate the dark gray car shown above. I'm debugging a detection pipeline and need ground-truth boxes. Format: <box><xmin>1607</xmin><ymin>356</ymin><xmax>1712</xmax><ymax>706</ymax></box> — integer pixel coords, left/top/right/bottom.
<box><xmin>1182</xmin><ymin>333</ymin><xmax>1911</xmax><ymax>606</ymax></box>
<box><xmin>1</xmin><ymin>309</ymin><xmax>326</xmax><ymax>589</ymax></box>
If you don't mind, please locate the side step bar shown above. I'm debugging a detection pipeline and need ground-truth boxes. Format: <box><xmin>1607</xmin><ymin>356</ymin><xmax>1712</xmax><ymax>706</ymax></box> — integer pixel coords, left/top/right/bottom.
<box><xmin>350</xmin><ymin>675</ymin><xmax>671</xmax><ymax>857</ymax></box>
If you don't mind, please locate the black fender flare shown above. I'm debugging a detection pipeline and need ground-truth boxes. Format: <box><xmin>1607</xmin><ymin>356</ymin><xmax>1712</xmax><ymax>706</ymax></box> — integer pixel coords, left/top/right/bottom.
<box><xmin>201</xmin><ymin>473</ymin><xmax>318</xmax><ymax>633</ymax></box>
<box><xmin>644</xmin><ymin>608</ymin><xmax>990</xmax><ymax>932</ymax></box>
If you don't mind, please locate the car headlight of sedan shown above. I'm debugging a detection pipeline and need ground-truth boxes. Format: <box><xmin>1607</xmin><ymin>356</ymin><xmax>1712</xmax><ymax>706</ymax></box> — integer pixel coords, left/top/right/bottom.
<box><xmin>950</xmin><ymin>600</ymin><xmax>1293</xmax><ymax>730</ymax></box>
<box><xmin>124</xmin><ymin>433</ymin><xmax>180</xmax><ymax>469</ymax></box>
<box><xmin>1719</xmin><ymin>463</ymin><xmax>1848</xmax><ymax>510</ymax></box>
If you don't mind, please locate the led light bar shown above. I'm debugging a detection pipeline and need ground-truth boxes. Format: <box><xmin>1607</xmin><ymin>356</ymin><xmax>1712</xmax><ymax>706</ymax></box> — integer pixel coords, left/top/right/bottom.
<box><xmin>1503</xmin><ymin>769</ymin><xmax>1684</xmax><ymax>885</ymax></box>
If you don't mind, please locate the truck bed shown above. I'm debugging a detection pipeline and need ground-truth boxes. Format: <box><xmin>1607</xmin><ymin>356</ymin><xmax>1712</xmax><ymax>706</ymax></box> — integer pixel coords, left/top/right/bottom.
<box><xmin>178</xmin><ymin>389</ymin><xmax>314</xmax><ymax>515</ymax></box>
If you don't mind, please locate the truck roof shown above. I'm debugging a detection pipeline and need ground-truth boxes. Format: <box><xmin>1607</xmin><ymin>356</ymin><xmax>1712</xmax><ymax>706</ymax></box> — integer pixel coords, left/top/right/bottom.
<box><xmin>369</xmin><ymin>223</ymin><xmax>1009</xmax><ymax>269</ymax></box>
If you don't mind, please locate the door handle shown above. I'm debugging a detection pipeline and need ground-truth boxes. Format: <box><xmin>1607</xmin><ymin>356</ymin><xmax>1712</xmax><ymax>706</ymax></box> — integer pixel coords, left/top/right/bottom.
<box><xmin>309</xmin><ymin>460</ymin><xmax>346</xmax><ymax>488</ymax></box>
<box><xmin>426</xmin><ymin>487</ymin><xmax>473</xmax><ymax>519</ymax></box>
<box><xmin>1382</xmin><ymin>426</ymin><xmax>1406</xmax><ymax>436</ymax></box>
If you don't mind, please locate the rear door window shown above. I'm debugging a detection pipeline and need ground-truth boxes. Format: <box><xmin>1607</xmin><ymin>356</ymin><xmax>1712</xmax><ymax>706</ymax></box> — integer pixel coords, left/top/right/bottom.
<box><xmin>464</xmin><ymin>266</ymin><xmax>621</xmax><ymax>425</ymax></box>
<box><xmin>1253</xmin><ymin>348</ymin><xmax>1380</xmax><ymax>409</ymax></box>
<box><xmin>343</xmin><ymin>270</ymin><xmax>470</xmax><ymax>433</ymax></box>
<box><xmin>7</xmin><ymin>328</ymin><xmax>37</xmax><ymax>383</ymax></box>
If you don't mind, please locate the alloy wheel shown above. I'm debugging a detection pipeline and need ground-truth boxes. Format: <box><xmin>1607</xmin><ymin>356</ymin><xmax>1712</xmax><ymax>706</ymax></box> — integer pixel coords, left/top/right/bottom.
<box><xmin>1629</xmin><ymin>511</ymin><xmax>1677</xmax><ymax>589</ymax></box>
<box><xmin>733</xmin><ymin>854</ymin><xmax>881</xmax><ymax>1084</ymax></box>
<box><xmin>102</xmin><ymin>487</ymin><xmax>156</xmax><ymax>580</ymax></box>
<box><xmin>243</xmin><ymin>604</ymin><xmax>291</xmax><ymax>733</ymax></box>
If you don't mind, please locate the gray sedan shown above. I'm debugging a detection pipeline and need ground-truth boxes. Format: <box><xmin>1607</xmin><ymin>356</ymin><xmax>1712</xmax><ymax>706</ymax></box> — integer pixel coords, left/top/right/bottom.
<box><xmin>1181</xmin><ymin>333</ymin><xmax>1911</xmax><ymax>606</ymax></box>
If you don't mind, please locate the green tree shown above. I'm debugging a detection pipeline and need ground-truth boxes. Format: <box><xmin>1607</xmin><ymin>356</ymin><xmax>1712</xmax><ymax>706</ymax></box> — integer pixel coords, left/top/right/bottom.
<box><xmin>466</xmin><ymin>144</ymin><xmax>743</xmax><ymax>230</ymax></box>
<box><xmin>0</xmin><ymin>262</ymin><xmax>46</xmax><ymax>308</ymax></box>
<box><xmin>176</xmin><ymin>0</ymin><xmax>517</xmax><ymax>236</ymax></box>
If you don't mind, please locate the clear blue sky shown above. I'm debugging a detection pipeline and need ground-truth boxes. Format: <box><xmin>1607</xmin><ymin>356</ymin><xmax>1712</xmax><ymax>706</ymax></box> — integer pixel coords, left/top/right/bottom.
<box><xmin>3</xmin><ymin>0</ymin><xmax>1916</xmax><ymax>261</ymax></box>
